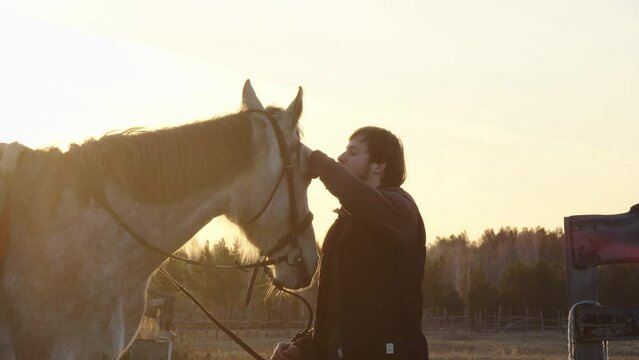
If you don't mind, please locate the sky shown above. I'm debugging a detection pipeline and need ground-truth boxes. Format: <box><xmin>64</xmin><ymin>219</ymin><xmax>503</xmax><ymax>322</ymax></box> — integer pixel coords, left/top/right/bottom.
<box><xmin>0</xmin><ymin>0</ymin><xmax>637</xmax><ymax>247</ymax></box>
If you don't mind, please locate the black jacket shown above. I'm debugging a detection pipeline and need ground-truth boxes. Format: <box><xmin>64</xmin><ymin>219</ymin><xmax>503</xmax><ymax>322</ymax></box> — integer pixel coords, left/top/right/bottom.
<box><xmin>293</xmin><ymin>151</ymin><xmax>428</xmax><ymax>360</ymax></box>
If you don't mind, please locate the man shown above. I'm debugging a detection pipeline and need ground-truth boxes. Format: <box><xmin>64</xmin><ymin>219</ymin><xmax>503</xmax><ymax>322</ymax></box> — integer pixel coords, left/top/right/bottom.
<box><xmin>271</xmin><ymin>126</ymin><xmax>428</xmax><ymax>360</ymax></box>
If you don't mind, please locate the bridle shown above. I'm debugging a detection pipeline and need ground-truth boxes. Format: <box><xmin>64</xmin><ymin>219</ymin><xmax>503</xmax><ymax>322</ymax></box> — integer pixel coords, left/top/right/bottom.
<box><xmin>245</xmin><ymin>110</ymin><xmax>313</xmax><ymax>262</ymax></box>
<box><xmin>95</xmin><ymin>108</ymin><xmax>315</xmax><ymax>360</ymax></box>
<box><xmin>241</xmin><ymin>109</ymin><xmax>314</xmax><ymax>303</ymax></box>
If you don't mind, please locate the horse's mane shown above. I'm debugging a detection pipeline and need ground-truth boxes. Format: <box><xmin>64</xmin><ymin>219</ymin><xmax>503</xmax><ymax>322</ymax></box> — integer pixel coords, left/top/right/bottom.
<box><xmin>23</xmin><ymin>111</ymin><xmax>256</xmax><ymax>210</ymax></box>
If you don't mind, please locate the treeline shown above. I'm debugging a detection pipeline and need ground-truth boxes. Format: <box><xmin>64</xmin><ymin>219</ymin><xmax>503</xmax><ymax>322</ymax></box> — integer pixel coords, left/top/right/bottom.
<box><xmin>425</xmin><ymin>227</ymin><xmax>639</xmax><ymax>316</ymax></box>
<box><xmin>148</xmin><ymin>227</ymin><xmax>639</xmax><ymax>322</ymax></box>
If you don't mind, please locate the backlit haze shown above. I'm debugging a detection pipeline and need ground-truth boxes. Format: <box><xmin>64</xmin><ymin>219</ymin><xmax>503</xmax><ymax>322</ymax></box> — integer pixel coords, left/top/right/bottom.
<box><xmin>1</xmin><ymin>0</ymin><xmax>637</xmax><ymax>247</ymax></box>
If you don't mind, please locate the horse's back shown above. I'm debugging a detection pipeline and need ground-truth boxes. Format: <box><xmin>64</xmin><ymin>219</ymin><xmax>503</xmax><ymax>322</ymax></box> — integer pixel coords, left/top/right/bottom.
<box><xmin>0</xmin><ymin>144</ymin><xmax>130</xmax><ymax>359</ymax></box>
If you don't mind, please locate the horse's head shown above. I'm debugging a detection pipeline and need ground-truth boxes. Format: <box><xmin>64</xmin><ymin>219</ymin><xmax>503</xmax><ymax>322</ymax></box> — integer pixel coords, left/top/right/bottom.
<box><xmin>230</xmin><ymin>80</ymin><xmax>318</xmax><ymax>289</ymax></box>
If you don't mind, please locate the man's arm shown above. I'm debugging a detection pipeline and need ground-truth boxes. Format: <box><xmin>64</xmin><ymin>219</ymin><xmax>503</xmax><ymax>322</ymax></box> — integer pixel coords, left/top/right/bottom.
<box><xmin>309</xmin><ymin>150</ymin><xmax>420</xmax><ymax>245</ymax></box>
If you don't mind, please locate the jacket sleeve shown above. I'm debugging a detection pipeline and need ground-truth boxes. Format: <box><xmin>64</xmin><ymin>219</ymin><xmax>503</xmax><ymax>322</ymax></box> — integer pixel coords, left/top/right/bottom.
<box><xmin>309</xmin><ymin>150</ymin><xmax>420</xmax><ymax>246</ymax></box>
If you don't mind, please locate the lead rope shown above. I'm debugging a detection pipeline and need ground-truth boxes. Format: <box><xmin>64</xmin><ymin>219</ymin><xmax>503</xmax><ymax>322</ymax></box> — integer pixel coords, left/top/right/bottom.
<box><xmin>159</xmin><ymin>267</ymin><xmax>266</xmax><ymax>360</ymax></box>
<box><xmin>567</xmin><ymin>301</ymin><xmax>608</xmax><ymax>360</ymax></box>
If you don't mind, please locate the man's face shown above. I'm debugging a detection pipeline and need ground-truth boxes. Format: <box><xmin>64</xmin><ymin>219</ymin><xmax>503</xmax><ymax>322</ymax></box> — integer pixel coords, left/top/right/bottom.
<box><xmin>337</xmin><ymin>135</ymin><xmax>372</xmax><ymax>181</ymax></box>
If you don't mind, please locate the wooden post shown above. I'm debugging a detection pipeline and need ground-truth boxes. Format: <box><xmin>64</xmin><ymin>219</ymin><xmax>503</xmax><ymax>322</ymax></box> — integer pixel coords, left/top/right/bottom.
<box><xmin>496</xmin><ymin>306</ymin><xmax>501</xmax><ymax>332</ymax></box>
<box><xmin>525</xmin><ymin>308</ymin><xmax>530</xmax><ymax>331</ymax></box>
<box><xmin>565</xmin><ymin>216</ymin><xmax>606</xmax><ymax>360</ymax></box>
<box><xmin>443</xmin><ymin>308</ymin><xmax>448</xmax><ymax>329</ymax></box>
<box><xmin>540</xmin><ymin>310</ymin><xmax>544</xmax><ymax>331</ymax></box>
<box><xmin>508</xmin><ymin>307</ymin><xmax>512</xmax><ymax>327</ymax></box>
<box><xmin>558</xmin><ymin>310</ymin><xmax>562</xmax><ymax>330</ymax></box>
<box><xmin>465</xmin><ymin>306</ymin><xmax>470</xmax><ymax>329</ymax></box>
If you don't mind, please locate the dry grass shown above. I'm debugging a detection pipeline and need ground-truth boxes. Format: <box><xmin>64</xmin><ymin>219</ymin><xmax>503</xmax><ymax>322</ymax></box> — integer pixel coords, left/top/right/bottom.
<box><xmin>173</xmin><ymin>330</ymin><xmax>639</xmax><ymax>360</ymax></box>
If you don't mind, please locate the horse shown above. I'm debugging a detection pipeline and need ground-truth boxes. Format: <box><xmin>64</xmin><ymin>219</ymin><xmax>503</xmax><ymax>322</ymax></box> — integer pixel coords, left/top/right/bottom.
<box><xmin>0</xmin><ymin>80</ymin><xmax>319</xmax><ymax>359</ymax></box>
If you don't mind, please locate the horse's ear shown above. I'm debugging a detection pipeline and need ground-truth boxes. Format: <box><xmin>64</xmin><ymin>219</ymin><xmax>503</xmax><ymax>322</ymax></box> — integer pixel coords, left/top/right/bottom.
<box><xmin>242</xmin><ymin>79</ymin><xmax>264</xmax><ymax>111</ymax></box>
<box><xmin>284</xmin><ymin>86</ymin><xmax>303</xmax><ymax>129</ymax></box>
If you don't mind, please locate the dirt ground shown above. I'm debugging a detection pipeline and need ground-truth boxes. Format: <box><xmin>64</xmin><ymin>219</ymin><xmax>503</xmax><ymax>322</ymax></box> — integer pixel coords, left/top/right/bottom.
<box><xmin>172</xmin><ymin>329</ymin><xmax>639</xmax><ymax>359</ymax></box>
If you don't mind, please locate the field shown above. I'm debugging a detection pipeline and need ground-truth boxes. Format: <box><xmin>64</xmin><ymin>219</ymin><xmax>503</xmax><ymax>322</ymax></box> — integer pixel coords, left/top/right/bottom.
<box><xmin>172</xmin><ymin>329</ymin><xmax>639</xmax><ymax>359</ymax></box>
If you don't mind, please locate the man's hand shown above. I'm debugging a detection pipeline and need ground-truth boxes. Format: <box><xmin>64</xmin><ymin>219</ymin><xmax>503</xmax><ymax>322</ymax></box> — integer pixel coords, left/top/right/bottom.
<box><xmin>270</xmin><ymin>342</ymin><xmax>301</xmax><ymax>360</ymax></box>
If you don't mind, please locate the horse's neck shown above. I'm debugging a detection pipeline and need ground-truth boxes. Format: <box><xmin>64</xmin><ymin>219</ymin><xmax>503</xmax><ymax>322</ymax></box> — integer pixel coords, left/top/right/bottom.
<box><xmin>101</xmin><ymin>183</ymin><xmax>231</xmax><ymax>270</ymax></box>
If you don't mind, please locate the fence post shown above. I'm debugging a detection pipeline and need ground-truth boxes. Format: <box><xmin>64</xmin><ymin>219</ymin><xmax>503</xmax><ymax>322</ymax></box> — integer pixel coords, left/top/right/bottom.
<box><xmin>540</xmin><ymin>310</ymin><xmax>544</xmax><ymax>331</ymax></box>
<box><xmin>508</xmin><ymin>308</ymin><xmax>512</xmax><ymax>328</ymax></box>
<box><xmin>443</xmin><ymin>308</ymin><xmax>448</xmax><ymax>330</ymax></box>
<box><xmin>565</xmin><ymin>215</ymin><xmax>607</xmax><ymax>360</ymax></box>
<box><xmin>496</xmin><ymin>306</ymin><xmax>501</xmax><ymax>332</ymax></box>
<box><xmin>473</xmin><ymin>312</ymin><xmax>478</xmax><ymax>331</ymax></box>
<box><xmin>465</xmin><ymin>306</ymin><xmax>470</xmax><ymax>329</ymax></box>
<box><xmin>557</xmin><ymin>310</ymin><xmax>561</xmax><ymax>330</ymax></box>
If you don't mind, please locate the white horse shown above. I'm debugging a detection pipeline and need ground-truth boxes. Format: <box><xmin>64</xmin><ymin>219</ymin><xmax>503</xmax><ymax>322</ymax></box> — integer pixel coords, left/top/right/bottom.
<box><xmin>0</xmin><ymin>80</ymin><xmax>318</xmax><ymax>359</ymax></box>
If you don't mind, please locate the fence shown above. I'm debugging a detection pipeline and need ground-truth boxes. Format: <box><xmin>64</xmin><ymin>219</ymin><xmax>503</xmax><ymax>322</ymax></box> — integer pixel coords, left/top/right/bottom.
<box><xmin>172</xmin><ymin>309</ymin><xmax>567</xmax><ymax>339</ymax></box>
<box><xmin>170</xmin><ymin>312</ymin><xmax>569</xmax><ymax>358</ymax></box>
<box><xmin>173</xmin><ymin>321</ymin><xmax>306</xmax><ymax>357</ymax></box>
<box><xmin>174</xmin><ymin>319</ymin><xmax>307</xmax><ymax>340</ymax></box>
<box><xmin>423</xmin><ymin>309</ymin><xmax>567</xmax><ymax>332</ymax></box>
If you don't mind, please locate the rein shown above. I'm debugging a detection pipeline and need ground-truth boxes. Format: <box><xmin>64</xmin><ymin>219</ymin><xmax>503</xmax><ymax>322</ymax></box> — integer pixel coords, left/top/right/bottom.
<box><xmin>95</xmin><ymin>109</ymin><xmax>314</xmax><ymax>359</ymax></box>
